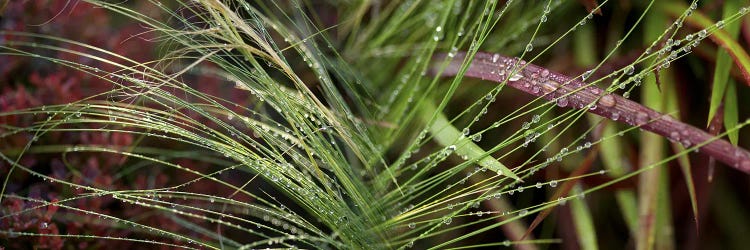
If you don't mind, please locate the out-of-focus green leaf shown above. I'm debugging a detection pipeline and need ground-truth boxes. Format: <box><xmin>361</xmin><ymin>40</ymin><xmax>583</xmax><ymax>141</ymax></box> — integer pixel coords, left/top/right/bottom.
<box><xmin>707</xmin><ymin>0</ymin><xmax>743</xmax><ymax>125</ymax></box>
<box><xmin>571</xmin><ymin>186</ymin><xmax>598</xmax><ymax>250</ymax></box>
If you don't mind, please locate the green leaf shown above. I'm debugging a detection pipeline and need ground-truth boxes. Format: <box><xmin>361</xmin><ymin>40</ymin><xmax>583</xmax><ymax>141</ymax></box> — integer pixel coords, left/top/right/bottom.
<box><xmin>571</xmin><ymin>185</ymin><xmax>598</xmax><ymax>250</ymax></box>
<box><xmin>724</xmin><ymin>80</ymin><xmax>739</xmax><ymax>145</ymax></box>
<box><xmin>707</xmin><ymin>0</ymin><xmax>743</xmax><ymax>125</ymax></box>
<box><xmin>422</xmin><ymin>102</ymin><xmax>521</xmax><ymax>181</ymax></box>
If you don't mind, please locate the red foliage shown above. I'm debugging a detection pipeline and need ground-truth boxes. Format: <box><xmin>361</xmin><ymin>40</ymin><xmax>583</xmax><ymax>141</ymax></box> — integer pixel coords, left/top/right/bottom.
<box><xmin>0</xmin><ymin>1</ymin><xmax>249</xmax><ymax>248</ymax></box>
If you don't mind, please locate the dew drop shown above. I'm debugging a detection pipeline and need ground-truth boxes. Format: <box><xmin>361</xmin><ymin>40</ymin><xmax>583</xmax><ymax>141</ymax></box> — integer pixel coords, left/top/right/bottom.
<box><xmin>408</xmin><ymin>222</ymin><xmax>415</xmax><ymax>229</ymax></box>
<box><xmin>698</xmin><ymin>29</ymin><xmax>708</xmax><ymax>38</ymax></box>
<box><xmin>635</xmin><ymin>112</ymin><xmax>649</xmax><ymax>126</ymax></box>
<box><xmin>624</xmin><ymin>65</ymin><xmax>635</xmax><ymax>75</ymax></box>
<box><xmin>447</xmin><ymin>46</ymin><xmax>458</xmax><ymax>58</ymax></box>
<box><xmin>509</xmin><ymin>73</ymin><xmax>523</xmax><ymax>81</ymax></box>
<box><xmin>519</xmin><ymin>209</ymin><xmax>528</xmax><ymax>216</ymax></box>
<box><xmin>492</xmin><ymin>54</ymin><xmax>500</xmax><ymax>63</ymax></box>
<box><xmin>471</xmin><ymin>134</ymin><xmax>482</xmax><ymax>142</ymax></box>
<box><xmin>444</xmin><ymin>217</ymin><xmax>452</xmax><ymax>225</ymax></box>
<box><xmin>540</xmin><ymin>69</ymin><xmax>550</xmax><ymax>78</ymax></box>
<box><xmin>556</xmin><ymin>97</ymin><xmax>569</xmax><ymax>107</ymax></box>
<box><xmin>582</xmin><ymin>70</ymin><xmax>593</xmax><ymax>80</ymax></box>
<box><xmin>669</xmin><ymin>131</ymin><xmax>680</xmax><ymax>140</ymax></box>
<box><xmin>532</xmin><ymin>115</ymin><xmax>541</xmax><ymax>123</ymax></box>
<box><xmin>525</xmin><ymin>43</ymin><xmax>533</xmax><ymax>52</ymax></box>
<box><xmin>681</xmin><ymin>139</ymin><xmax>691</xmax><ymax>148</ymax></box>
<box><xmin>716</xmin><ymin>20</ymin><xmax>725</xmax><ymax>29</ymax></box>
<box><xmin>542</xmin><ymin>80</ymin><xmax>560</xmax><ymax>93</ymax></box>
<box><xmin>531</xmin><ymin>85</ymin><xmax>541</xmax><ymax>94</ymax></box>
<box><xmin>740</xmin><ymin>160</ymin><xmax>750</xmax><ymax>170</ymax></box>
<box><xmin>549</xmin><ymin>180</ymin><xmax>558</xmax><ymax>187</ymax></box>
<box><xmin>462</xmin><ymin>127</ymin><xmax>470</xmax><ymax>136</ymax></box>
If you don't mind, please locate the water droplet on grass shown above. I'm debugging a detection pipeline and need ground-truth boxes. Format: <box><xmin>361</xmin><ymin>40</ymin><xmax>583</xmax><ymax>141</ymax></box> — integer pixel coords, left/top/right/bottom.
<box><xmin>509</xmin><ymin>73</ymin><xmax>523</xmax><ymax>81</ymax></box>
<box><xmin>624</xmin><ymin>65</ymin><xmax>636</xmax><ymax>75</ymax></box>
<box><xmin>582</xmin><ymin>70</ymin><xmax>593</xmax><ymax>80</ymax></box>
<box><xmin>471</xmin><ymin>134</ymin><xmax>482</xmax><ymax>142</ymax></box>
<box><xmin>532</xmin><ymin>115</ymin><xmax>541</xmax><ymax>123</ymax></box>
<box><xmin>698</xmin><ymin>29</ymin><xmax>708</xmax><ymax>38</ymax></box>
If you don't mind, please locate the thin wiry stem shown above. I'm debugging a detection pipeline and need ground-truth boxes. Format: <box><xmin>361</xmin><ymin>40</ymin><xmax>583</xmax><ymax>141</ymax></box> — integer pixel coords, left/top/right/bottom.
<box><xmin>433</xmin><ymin>51</ymin><xmax>750</xmax><ymax>174</ymax></box>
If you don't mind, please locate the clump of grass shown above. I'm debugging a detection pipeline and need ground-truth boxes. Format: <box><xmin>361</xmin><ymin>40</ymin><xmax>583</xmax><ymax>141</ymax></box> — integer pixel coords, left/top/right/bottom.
<box><xmin>2</xmin><ymin>0</ymin><xmax>750</xmax><ymax>249</ymax></box>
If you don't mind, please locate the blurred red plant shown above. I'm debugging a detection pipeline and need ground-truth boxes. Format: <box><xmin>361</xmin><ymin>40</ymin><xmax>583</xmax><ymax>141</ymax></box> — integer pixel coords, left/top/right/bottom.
<box><xmin>1</xmin><ymin>1</ymin><xmax>252</xmax><ymax>248</ymax></box>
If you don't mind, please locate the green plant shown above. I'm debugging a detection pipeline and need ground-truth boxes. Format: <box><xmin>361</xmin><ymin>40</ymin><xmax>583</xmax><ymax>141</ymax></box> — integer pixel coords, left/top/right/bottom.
<box><xmin>2</xmin><ymin>0</ymin><xmax>750</xmax><ymax>249</ymax></box>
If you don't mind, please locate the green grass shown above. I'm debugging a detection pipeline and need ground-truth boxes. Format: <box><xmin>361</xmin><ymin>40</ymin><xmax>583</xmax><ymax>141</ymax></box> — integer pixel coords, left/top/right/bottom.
<box><xmin>2</xmin><ymin>0</ymin><xmax>750</xmax><ymax>249</ymax></box>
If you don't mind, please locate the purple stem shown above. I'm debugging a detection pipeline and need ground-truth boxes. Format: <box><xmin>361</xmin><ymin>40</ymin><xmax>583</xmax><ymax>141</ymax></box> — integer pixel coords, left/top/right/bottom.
<box><xmin>433</xmin><ymin>51</ymin><xmax>750</xmax><ymax>174</ymax></box>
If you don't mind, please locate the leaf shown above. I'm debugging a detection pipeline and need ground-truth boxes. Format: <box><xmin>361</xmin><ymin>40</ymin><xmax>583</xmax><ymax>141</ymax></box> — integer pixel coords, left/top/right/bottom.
<box><xmin>571</xmin><ymin>185</ymin><xmax>598</xmax><ymax>250</ymax></box>
<box><xmin>707</xmin><ymin>0</ymin><xmax>743</xmax><ymax>125</ymax></box>
<box><xmin>421</xmin><ymin>101</ymin><xmax>521</xmax><ymax>181</ymax></box>
<box><xmin>725</xmin><ymin>80</ymin><xmax>739</xmax><ymax>145</ymax></box>
<box><xmin>664</xmin><ymin>2</ymin><xmax>750</xmax><ymax>87</ymax></box>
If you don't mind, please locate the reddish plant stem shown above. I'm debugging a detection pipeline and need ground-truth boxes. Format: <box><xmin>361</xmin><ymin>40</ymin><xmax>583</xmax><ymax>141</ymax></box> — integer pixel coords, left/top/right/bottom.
<box><xmin>433</xmin><ymin>51</ymin><xmax>750</xmax><ymax>174</ymax></box>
